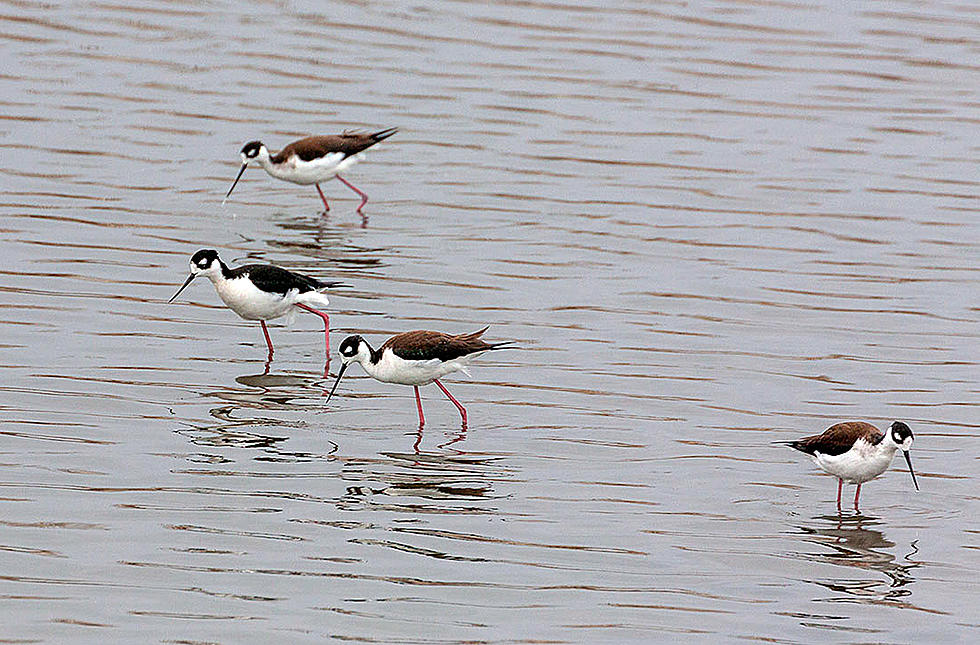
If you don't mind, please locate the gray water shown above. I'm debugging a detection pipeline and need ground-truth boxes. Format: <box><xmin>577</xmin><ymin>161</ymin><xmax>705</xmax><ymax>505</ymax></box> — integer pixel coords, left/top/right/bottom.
<box><xmin>0</xmin><ymin>0</ymin><xmax>978</xmax><ymax>642</ymax></box>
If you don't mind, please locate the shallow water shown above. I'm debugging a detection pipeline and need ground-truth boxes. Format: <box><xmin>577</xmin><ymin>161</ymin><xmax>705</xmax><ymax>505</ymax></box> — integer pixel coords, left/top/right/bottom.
<box><xmin>0</xmin><ymin>0</ymin><xmax>978</xmax><ymax>642</ymax></box>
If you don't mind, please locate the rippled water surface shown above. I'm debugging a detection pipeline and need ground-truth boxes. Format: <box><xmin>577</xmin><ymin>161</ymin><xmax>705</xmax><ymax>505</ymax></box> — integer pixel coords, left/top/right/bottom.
<box><xmin>1</xmin><ymin>0</ymin><xmax>978</xmax><ymax>642</ymax></box>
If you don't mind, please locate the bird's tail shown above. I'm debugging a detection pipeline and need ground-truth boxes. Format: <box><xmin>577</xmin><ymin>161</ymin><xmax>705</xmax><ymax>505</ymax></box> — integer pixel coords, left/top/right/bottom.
<box><xmin>371</xmin><ymin>127</ymin><xmax>398</xmax><ymax>142</ymax></box>
<box><xmin>314</xmin><ymin>279</ymin><xmax>348</xmax><ymax>290</ymax></box>
<box><xmin>774</xmin><ymin>440</ymin><xmax>806</xmax><ymax>453</ymax></box>
<box><xmin>296</xmin><ymin>290</ymin><xmax>331</xmax><ymax>309</ymax></box>
<box><xmin>459</xmin><ymin>326</ymin><xmax>517</xmax><ymax>351</ymax></box>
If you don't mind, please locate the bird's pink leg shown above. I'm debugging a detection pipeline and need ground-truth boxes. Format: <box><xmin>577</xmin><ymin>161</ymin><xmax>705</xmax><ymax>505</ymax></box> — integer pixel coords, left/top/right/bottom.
<box><xmin>294</xmin><ymin>303</ymin><xmax>330</xmax><ymax>361</ymax></box>
<box><xmin>434</xmin><ymin>379</ymin><xmax>467</xmax><ymax>428</ymax></box>
<box><xmin>260</xmin><ymin>321</ymin><xmax>274</xmax><ymax>358</ymax></box>
<box><xmin>853</xmin><ymin>483</ymin><xmax>862</xmax><ymax>510</ymax></box>
<box><xmin>414</xmin><ymin>386</ymin><xmax>425</xmax><ymax>428</ymax></box>
<box><xmin>335</xmin><ymin>174</ymin><xmax>369</xmax><ymax>213</ymax></box>
<box><xmin>315</xmin><ymin>183</ymin><xmax>330</xmax><ymax>212</ymax></box>
<box><xmin>836</xmin><ymin>478</ymin><xmax>843</xmax><ymax>511</ymax></box>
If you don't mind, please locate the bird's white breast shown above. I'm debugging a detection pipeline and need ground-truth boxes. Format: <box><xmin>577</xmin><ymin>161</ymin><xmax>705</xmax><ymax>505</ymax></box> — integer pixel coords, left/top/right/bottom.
<box><xmin>363</xmin><ymin>349</ymin><xmax>478</xmax><ymax>386</ymax></box>
<box><xmin>812</xmin><ymin>439</ymin><xmax>897</xmax><ymax>484</ymax></box>
<box><xmin>213</xmin><ymin>276</ymin><xmax>296</xmax><ymax>321</ymax></box>
<box><xmin>262</xmin><ymin>152</ymin><xmax>365</xmax><ymax>185</ymax></box>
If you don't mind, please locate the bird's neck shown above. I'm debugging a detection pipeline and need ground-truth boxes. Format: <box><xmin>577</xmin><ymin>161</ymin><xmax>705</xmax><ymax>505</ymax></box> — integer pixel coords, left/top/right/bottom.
<box><xmin>254</xmin><ymin>149</ymin><xmax>274</xmax><ymax>170</ymax></box>
<box><xmin>874</xmin><ymin>438</ymin><xmax>899</xmax><ymax>457</ymax></box>
<box><xmin>359</xmin><ymin>344</ymin><xmax>383</xmax><ymax>369</ymax></box>
<box><xmin>206</xmin><ymin>261</ymin><xmax>234</xmax><ymax>283</ymax></box>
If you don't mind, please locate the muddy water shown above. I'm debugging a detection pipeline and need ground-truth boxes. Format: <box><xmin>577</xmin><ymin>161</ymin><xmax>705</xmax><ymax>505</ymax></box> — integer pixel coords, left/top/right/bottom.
<box><xmin>0</xmin><ymin>0</ymin><xmax>977</xmax><ymax>642</ymax></box>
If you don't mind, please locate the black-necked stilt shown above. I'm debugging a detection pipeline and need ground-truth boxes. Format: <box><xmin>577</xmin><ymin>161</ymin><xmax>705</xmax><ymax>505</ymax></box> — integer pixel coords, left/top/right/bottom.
<box><xmin>782</xmin><ymin>421</ymin><xmax>919</xmax><ymax>510</ymax></box>
<box><xmin>224</xmin><ymin>128</ymin><xmax>397</xmax><ymax>213</ymax></box>
<box><xmin>169</xmin><ymin>249</ymin><xmax>343</xmax><ymax>360</ymax></box>
<box><xmin>325</xmin><ymin>327</ymin><xmax>512</xmax><ymax>427</ymax></box>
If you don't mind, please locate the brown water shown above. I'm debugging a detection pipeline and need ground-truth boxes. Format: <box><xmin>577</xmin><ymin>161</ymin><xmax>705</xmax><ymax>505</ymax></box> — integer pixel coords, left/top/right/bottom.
<box><xmin>1</xmin><ymin>0</ymin><xmax>978</xmax><ymax>642</ymax></box>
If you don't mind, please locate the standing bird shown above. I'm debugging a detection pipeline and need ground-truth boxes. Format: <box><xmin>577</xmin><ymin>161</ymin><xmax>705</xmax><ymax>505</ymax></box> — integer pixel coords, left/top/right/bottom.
<box><xmin>169</xmin><ymin>249</ymin><xmax>343</xmax><ymax>361</ymax></box>
<box><xmin>782</xmin><ymin>421</ymin><xmax>919</xmax><ymax>510</ymax></box>
<box><xmin>224</xmin><ymin>128</ymin><xmax>397</xmax><ymax>213</ymax></box>
<box><xmin>325</xmin><ymin>327</ymin><xmax>512</xmax><ymax>427</ymax></box>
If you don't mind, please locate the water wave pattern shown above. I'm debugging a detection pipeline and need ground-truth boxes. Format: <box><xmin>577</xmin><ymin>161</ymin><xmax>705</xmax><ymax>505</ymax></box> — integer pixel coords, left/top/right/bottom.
<box><xmin>0</xmin><ymin>0</ymin><xmax>976</xmax><ymax>642</ymax></box>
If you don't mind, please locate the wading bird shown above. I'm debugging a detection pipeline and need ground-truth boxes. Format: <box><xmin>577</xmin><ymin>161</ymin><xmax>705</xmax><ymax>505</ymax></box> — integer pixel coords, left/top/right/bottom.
<box><xmin>782</xmin><ymin>421</ymin><xmax>919</xmax><ymax>510</ymax></box>
<box><xmin>325</xmin><ymin>327</ymin><xmax>512</xmax><ymax>427</ymax></box>
<box><xmin>169</xmin><ymin>249</ymin><xmax>342</xmax><ymax>361</ymax></box>
<box><xmin>224</xmin><ymin>128</ymin><xmax>397</xmax><ymax>213</ymax></box>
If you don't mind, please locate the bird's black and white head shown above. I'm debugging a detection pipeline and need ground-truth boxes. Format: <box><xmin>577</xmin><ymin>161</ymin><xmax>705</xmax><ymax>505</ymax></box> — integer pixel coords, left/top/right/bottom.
<box><xmin>889</xmin><ymin>421</ymin><xmax>914</xmax><ymax>451</ymax></box>
<box><xmin>169</xmin><ymin>249</ymin><xmax>224</xmax><ymax>303</ymax></box>
<box><xmin>325</xmin><ymin>335</ymin><xmax>374</xmax><ymax>405</ymax></box>
<box><xmin>338</xmin><ymin>334</ymin><xmax>373</xmax><ymax>366</ymax></box>
<box><xmin>187</xmin><ymin>249</ymin><xmax>224</xmax><ymax>280</ymax></box>
<box><xmin>239</xmin><ymin>140</ymin><xmax>266</xmax><ymax>163</ymax></box>
<box><xmin>889</xmin><ymin>421</ymin><xmax>919</xmax><ymax>491</ymax></box>
<box><xmin>225</xmin><ymin>141</ymin><xmax>269</xmax><ymax>201</ymax></box>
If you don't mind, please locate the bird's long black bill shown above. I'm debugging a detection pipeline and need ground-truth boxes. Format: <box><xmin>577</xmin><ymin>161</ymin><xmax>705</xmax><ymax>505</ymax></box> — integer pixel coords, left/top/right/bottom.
<box><xmin>169</xmin><ymin>274</ymin><xmax>196</xmax><ymax>303</ymax></box>
<box><xmin>224</xmin><ymin>163</ymin><xmax>248</xmax><ymax>200</ymax></box>
<box><xmin>325</xmin><ymin>362</ymin><xmax>348</xmax><ymax>404</ymax></box>
<box><xmin>903</xmin><ymin>450</ymin><xmax>919</xmax><ymax>491</ymax></box>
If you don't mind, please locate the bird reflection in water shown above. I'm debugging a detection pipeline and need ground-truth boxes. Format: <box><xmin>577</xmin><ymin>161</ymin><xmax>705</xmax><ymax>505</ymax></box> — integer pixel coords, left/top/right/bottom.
<box><xmin>175</xmin><ymin>393</ymin><xmax>338</xmax><ymax>462</ymax></box>
<box><xmin>414</xmin><ymin>425</ymin><xmax>467</xmax><ymax>454</ymax></box>
<box><xmin>189</xmin><ymin>369</ymin><xmax>329</xmax><ymax>418</ymax></box>
<box><xmin>337</xmin><ymin>450</ymin><xmax>501</xmax><ymax>515</ymax></box>
<box><xmin>796</xmin><ymin>513</ymin><xmax>922</xmax><ymax>607</ymax></box>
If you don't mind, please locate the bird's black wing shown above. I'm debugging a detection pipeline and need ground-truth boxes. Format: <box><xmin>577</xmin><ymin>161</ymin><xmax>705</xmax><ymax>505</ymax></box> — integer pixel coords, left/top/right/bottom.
<box><xmin>784</xmin><ymin>422</ymin><xmax>884</xmax><ymax>456</ymax></box>
<box><xmin>383</xmin><ymin>328</ymin><xmax>501</xmax><ymax>362</ymax></box>
<box><xmin>235</xmin><ymin>264</ymin><xmax>343</xmax><ymax>295</ymax></box>
<box><xmin>273</xmin><ymin>128</ymin><xmax>398</xmax><ymax>163</ymax></box>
